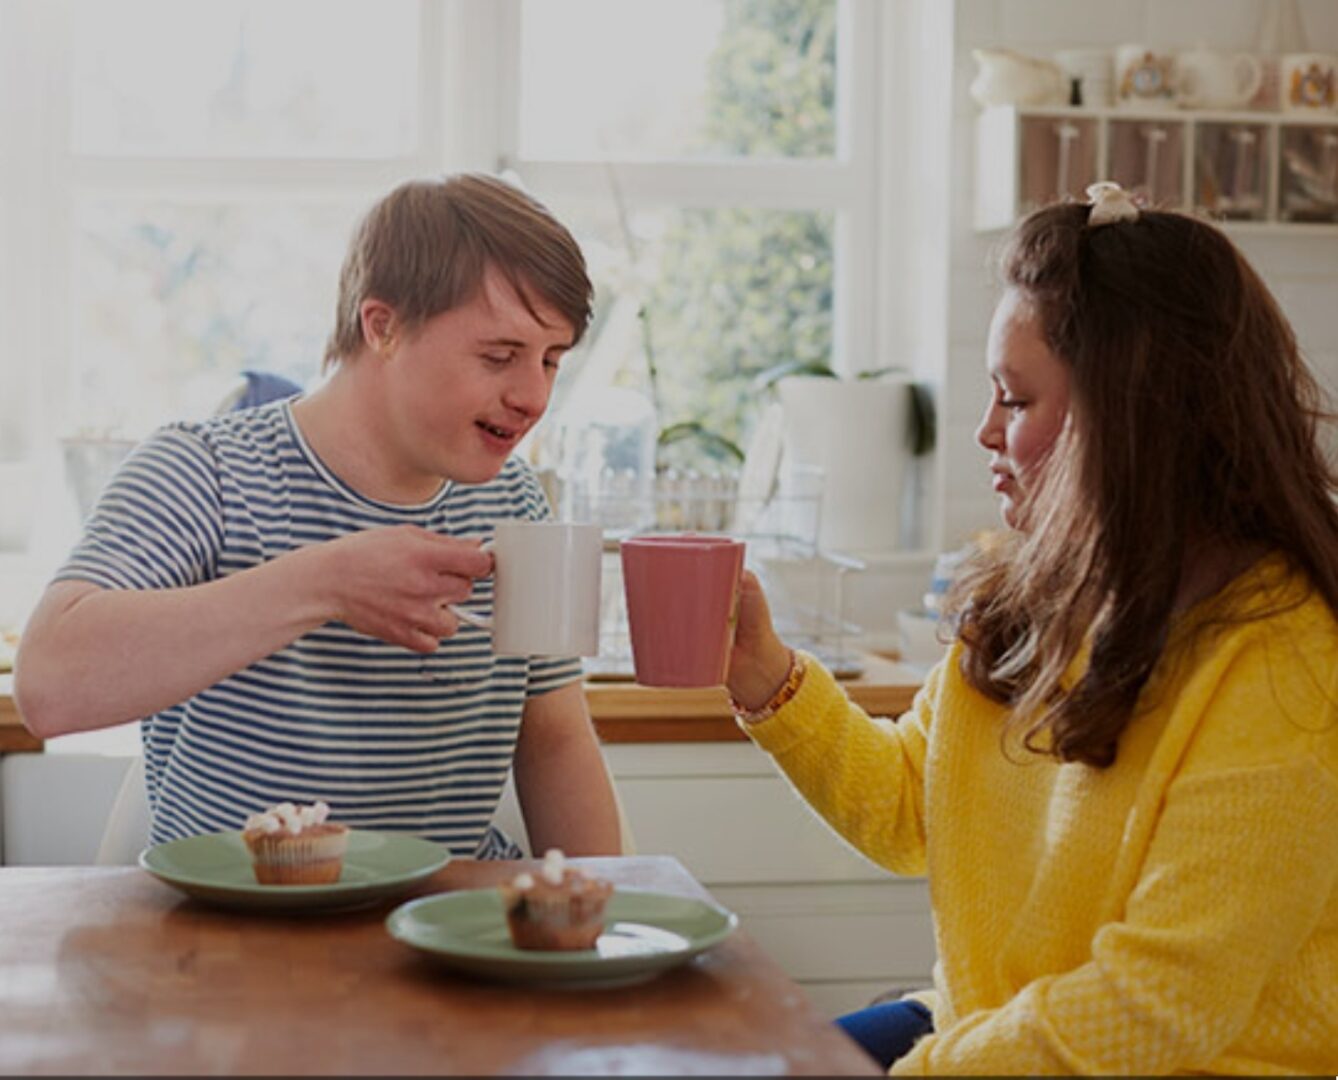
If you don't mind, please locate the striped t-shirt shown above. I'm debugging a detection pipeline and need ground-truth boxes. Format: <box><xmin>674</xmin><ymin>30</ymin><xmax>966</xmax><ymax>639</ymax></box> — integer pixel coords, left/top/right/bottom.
<box><xmin>57</xmin><ymin>400</ymin><xmax>582</xmax><ymax>857</ymax></box>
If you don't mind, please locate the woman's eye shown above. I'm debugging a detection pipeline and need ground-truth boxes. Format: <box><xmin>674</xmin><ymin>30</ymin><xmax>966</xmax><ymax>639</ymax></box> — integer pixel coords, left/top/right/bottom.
<box><xmin>482</xmin><ymin>353</ymin><xmax>513</xmax><ymax>366</ymax></box>
<box><xmin>999</xmin><ymin>397</ymin><xmax>1026</xmax><ymax>410</ymax></box>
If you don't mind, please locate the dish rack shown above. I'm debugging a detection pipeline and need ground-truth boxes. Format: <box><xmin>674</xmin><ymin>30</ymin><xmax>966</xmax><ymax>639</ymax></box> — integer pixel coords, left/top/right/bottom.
<box><xmin>567</xmin><ymin>473</ymin><xmax>867</xmax><ymax>680</ymax></box>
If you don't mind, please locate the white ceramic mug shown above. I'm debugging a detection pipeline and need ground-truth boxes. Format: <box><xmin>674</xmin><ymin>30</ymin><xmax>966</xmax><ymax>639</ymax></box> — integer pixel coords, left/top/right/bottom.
<box><xmin>1115</xmin><ymin>45</ymin><xmax>1177</xmax><ymax>109</ymax></box>
<box><xmin>1175</xmin><ymin>49</ymin><xmax>1263</xmax><ymax>109</ymax></box>
<box><xmin>452</xmin><ymin>521</ymin><xmax>603</xmax><ymax>657</ymax></box>
<box><xmin>1281</xmin><ymin>53</ymin><xmax>1338</xmax><ymax>112</ymax></box>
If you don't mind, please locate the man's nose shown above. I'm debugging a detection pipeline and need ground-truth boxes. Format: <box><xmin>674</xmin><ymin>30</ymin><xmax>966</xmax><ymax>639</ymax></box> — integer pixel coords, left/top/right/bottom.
<box><xmin>503</xmin><ymin>357</ymin><xmax>552</xmax><ymax>417</ymax></box>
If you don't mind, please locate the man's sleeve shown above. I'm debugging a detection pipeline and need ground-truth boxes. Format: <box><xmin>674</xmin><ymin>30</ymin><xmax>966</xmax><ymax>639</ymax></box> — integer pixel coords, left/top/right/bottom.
<box><xmin>56</xmin><ymin>425</ymin><xmax>224</xmax><ymax>591</ymax></box>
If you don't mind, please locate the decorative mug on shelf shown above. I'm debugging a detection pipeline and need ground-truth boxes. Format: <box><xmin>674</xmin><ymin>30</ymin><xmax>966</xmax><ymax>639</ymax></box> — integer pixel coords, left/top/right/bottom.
<box><xmin>1115</xmin><ymin>45</ymin><xmax>1177</xmax><ymax>110</ymax></box>
<box><xmin>1281</xmin><ymin>53</ymin><xmax>1338</xmax><ymax>113</ymax></box>
<box><xmin>970</xmin><ymin>48</ymin><xmax>1067</xmax><ymax>108</ymax></box>
<box><xmin>1175</xmin><ymin>49</ymin><xmax>1263</xmax><ymax>110</ymax></box>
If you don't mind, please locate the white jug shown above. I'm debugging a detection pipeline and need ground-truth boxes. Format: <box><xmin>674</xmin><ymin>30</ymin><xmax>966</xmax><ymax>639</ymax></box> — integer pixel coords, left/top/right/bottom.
<box><xmin>970</xmin><ymin>48</ymin><xmax>1067</xmax><ymax>108</ymax></box>
<box><xmin>777</xmin><ymin>375</ymin><xmax>915</xmax><ymax>553</ymax></box>
<box><xmin>1176</xmin><ymin>49</ymin><xmax>1264</xmax><ymax>109</ymax></box>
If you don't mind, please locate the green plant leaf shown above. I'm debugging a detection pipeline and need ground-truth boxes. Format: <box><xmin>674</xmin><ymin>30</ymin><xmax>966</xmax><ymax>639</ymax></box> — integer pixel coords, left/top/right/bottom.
<box><xmin>750</xmin><ymin>359</ymin><xmax>837</xmax><ymax>392</ymax></box>
<box><xmin>657</xmin><ymin>421</ymin><xmax>746</xmax><ymax>464</ymax></box>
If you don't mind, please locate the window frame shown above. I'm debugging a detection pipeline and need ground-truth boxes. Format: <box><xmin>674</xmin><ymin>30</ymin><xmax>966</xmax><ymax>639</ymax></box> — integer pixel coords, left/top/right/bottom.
<box><xmin>0</xmin><ymin>0</ymin><xmax>933</xmax><ymax>599</ymax></box>
<box><xmin>494</xmin><ymin>0</ymin><xmax>882</xmax><ymax>379</ymax></box>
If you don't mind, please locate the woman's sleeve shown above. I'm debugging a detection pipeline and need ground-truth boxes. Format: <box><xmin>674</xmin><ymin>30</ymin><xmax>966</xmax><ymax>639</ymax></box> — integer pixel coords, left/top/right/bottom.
<box><xmin>743</xmin><ymin>653</ymin><xmax>942</xmax><ymax>876</ymax></box>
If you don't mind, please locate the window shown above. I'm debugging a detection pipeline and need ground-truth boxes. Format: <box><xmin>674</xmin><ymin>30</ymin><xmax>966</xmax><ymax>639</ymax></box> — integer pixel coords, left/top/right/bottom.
<box><xmin>0</xmin><ymin>0</ymin><xmax>454</xmax><ymax>749</ymax></box>
<box><xmin>21</xmin><ymin>0</ymin><xmax>434</xmax><ymax>446</ymax></box>
<box><xmin>0</xmin><ymin>0</ymin><xmax>901</xmax><ymax>728</ymax></box>
<box><xmin>2</xmin><ymin>0</ymin><xmax>884</xmax><ymax>531</ymax></box>
<box><xmin>508</xmin><ymin>0</ymin><xmax>877</xmax><ymax>474</ymax></box>
<box><xmin>0</xmin><ymin>1</ymin><xmax>453</xmax><ymax>584</ymax></box>
<box><xmin>69</xmin><ymin>1</ymin><xmax>421</xmax><ymax>159</ymax></box>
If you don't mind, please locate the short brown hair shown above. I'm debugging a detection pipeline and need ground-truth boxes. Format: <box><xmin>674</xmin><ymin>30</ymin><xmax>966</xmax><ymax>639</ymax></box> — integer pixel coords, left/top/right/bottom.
<box><xmin>948</xmin><ymin>202</ymin><xmax>1338</xmax><ymax>767</ymax></box>
<box><xmin>324</xmin><ymin>173</ymin><xmax>593</xmax><ymax>368</ymax></box>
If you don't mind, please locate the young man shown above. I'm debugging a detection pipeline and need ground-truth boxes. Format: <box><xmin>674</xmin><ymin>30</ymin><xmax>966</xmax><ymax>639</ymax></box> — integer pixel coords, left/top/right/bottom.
<box><xmin>15</xmin><ymin>174</ymin><xmax>621</xmax><ymax>858</ymax></box>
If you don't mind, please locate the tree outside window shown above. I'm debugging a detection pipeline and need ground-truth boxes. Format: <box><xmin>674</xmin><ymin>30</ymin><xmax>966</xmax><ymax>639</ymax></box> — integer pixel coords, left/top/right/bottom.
<box><xmin>530</xmin><ymin>0</ymin><xmax>840</xmax><ymax>479</ymax></box>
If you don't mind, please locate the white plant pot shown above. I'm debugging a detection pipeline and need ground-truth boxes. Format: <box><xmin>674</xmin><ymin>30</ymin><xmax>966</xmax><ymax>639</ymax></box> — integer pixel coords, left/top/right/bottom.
<box><xmin>777</xmin><ymin>375</ymin><xmax>914</xmax><ymax>554</ymax></box>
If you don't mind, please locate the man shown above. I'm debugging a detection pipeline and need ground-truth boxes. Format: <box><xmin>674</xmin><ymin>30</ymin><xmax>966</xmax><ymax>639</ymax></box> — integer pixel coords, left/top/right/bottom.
<box><xmin>16</xmin><ymin>174</ymin><xmax>621</xmax><ymax>858</ymax></box>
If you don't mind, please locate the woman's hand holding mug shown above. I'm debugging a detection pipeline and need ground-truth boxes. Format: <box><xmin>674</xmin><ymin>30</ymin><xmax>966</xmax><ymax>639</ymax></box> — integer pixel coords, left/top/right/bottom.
<box><xmin>726</xmin><ymin>571</ymin><xmax>796</xmax><ymax>714</ymax></box>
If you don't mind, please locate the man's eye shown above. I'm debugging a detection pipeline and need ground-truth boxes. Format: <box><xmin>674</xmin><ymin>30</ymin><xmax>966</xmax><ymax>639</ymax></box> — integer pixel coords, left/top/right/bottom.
<box><xmin>544</xmin><ymin>357</ymin><xmax>562</xmax><ymax>371</ymax></box>
<box><xmin>483</xmin><ymin>353</ymin><xmax>513</xmax><ymax>365</ymax></box>
<box><xmin>999</xmin><ymin>397</ymin><xmax>1026</xmax><ymax>410</ymax></box>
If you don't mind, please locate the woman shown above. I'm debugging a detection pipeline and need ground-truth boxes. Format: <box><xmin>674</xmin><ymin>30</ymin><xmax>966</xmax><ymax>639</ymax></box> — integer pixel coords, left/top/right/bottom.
<box><xmin>726</xmin><ymin>183</ymin><xmax>1338</xmax><ymax>1074</ymax></box>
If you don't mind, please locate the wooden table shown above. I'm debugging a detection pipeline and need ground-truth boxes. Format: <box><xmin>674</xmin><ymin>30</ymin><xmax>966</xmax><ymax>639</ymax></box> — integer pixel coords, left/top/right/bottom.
<box><xmin>0</xmin><ymin>656</ymin><xmax>923</xmax><ymax>750</ymax></box>
<box><xmin>0</xmin><ymin>855</ymin><xmax>880</xmax><ymax>1076</ymax></box>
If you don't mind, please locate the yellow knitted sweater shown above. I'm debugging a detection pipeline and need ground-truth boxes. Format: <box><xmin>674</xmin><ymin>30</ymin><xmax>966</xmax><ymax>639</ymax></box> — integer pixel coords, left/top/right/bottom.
<box><xmin>745</xmin><ymin>557</ymin><xmax>1338</xmax><ymax>1075</ymax></box>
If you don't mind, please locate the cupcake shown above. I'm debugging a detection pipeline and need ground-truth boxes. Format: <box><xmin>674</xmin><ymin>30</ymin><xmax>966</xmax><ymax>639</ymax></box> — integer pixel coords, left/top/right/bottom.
<box><xmin>241</xmin><ymin>801</ymin><xmax>349</xmax><ymax>885</ymax></box>
<box><xmin>498</xmin><ymin>849</ymin><xmax>613</xmax><ymax>951</ymax></box>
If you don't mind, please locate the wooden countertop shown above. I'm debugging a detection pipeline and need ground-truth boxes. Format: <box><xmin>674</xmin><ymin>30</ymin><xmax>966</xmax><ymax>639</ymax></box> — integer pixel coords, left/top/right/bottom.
<box><xmin>0</xmin><ymin>674</ymin><xmax>40</xmax><ymax>752</ymax></box>
<box><xmin>587</xmin><ymin>651</ymin><xmax>922</xmax><ymax>742</ymax></box>
<box><xmin>0</xmin><ymin>653</ymin><xmax>923</xmax><ymax>750</ymax></box>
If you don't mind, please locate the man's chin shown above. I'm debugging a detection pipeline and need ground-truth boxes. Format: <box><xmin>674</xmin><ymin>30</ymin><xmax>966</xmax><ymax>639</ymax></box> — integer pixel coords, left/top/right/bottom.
<box><xmin>447</xmin><ymin>456</ymin><xmax>511</xmax><ymax>486</ymax></box>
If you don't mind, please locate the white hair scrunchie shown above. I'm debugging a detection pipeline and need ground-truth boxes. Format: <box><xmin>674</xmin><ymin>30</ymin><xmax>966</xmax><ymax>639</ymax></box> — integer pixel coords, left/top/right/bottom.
<box><xmin>1085</xmin><ymin>181</ymin><xmax>1139</xmax><ymax>226</ymax></box>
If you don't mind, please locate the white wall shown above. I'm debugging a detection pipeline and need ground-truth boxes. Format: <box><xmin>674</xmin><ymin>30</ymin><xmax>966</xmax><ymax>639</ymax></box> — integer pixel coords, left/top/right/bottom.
<box><xmin>942</xmin><ymin>0</ymin><xmax>1338</xmax><ymax>549</ymax></box>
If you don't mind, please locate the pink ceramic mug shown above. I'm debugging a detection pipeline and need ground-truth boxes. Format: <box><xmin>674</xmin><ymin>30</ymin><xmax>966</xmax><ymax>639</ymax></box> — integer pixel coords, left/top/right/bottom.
<box><xmin>620</xmin><ymin>534</ymin><xmax>746</xmax><ymax>687</ymax></box>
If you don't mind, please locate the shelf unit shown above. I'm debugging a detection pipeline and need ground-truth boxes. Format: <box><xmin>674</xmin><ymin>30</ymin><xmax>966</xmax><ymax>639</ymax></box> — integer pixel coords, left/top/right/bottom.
<box><xmin>975</xmin><ymin>105</ymin><xmax>1338</xmax><ymax>234</ymax></box>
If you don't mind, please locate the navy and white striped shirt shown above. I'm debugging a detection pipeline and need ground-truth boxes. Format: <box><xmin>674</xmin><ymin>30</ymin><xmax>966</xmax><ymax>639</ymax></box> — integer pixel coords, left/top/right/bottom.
<box><xmin>57</xmin><ymin>401</ymin><xmax>581</xmax><ymax>857</ymax></box>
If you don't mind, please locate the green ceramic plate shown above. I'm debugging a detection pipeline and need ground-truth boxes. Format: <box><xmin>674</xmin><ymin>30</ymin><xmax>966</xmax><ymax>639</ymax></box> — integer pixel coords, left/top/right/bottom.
<box><xmin>386</xmin><ymin>887</ymin><xmax>738</xmax><ymax>988</ymax></box>
<box><xmin>139</xmin><ymin>829</ymin><xmax>449</xmax><ymax>913</ymax></box>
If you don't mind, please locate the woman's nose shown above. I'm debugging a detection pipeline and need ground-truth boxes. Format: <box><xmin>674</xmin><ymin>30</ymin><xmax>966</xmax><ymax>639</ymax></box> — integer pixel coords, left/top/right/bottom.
<box><xmin>975</xmin><ymin>401</ymin><xmax>1002</xmax><ymax>452</ymax></box>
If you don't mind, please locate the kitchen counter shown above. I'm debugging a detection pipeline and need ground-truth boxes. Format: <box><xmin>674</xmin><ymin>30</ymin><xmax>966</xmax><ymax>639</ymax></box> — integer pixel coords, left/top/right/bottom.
<box><xmin>588</xmin><ymin>651</ymin><xmax>922</xmax><ymax>742</ymax></box>
<box><xmin>0</xmin><ymin>653</ymin><xmax>924</xmax><ymax>751</ymax></box>
<box><xmin>0</xmin><ymin>676</ymin><xmax>39</xmax><ymax>752</ymax></box>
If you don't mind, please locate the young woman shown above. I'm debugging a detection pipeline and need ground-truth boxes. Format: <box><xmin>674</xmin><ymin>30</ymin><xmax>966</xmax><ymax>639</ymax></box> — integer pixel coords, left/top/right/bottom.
<box><xmin>726</xmin><ymin>183</ymin><xmax>1338</xmax><ymax>1075</ymax></box>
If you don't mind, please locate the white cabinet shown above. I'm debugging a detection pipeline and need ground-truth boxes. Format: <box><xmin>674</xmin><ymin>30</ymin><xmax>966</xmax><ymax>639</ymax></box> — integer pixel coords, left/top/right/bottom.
<box><xmin>976</xmin><ymin>105</ymin><xmax>1338</xmax><ymax>234</ymax></box>
<box><xmin>605</xmin><ymin>742</ymin><xmax>936</xmax><ymax>1018</ymax></box>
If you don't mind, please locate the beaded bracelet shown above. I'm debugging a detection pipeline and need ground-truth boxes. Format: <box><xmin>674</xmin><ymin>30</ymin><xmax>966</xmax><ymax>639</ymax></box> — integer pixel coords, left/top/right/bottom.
<box><xmin>731</xmin><ymin>650</ymin><xmax>807</xmax><ymax>725</ymax></box>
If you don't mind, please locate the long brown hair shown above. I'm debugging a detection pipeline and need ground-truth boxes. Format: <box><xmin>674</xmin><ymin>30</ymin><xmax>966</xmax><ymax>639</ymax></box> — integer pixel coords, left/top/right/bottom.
<box><xmin>324</xmin><ymin>173</ymin><xmax>593</xmax><ymax>368</ymax></box>
<box><xmin>947</xmin><ymin>202</ymin><xmax>1338</xmax><ymax>767</ymax></box>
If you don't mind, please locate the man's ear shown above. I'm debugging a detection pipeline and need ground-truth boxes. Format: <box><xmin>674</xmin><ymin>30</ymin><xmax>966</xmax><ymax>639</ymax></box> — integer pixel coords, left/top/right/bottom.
<box><xmin>358</xmin><ymin>299</ymin><xmax>397</xmax><ymax>354</ymax></box>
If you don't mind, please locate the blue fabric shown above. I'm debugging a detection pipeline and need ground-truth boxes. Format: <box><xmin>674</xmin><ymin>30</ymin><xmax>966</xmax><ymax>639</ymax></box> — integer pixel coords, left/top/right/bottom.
<box><xmin>234</xmin><ymin>369</ymin><xmax>303</xmax><ymax>410</ymax></box>
<box><xmin>836</xmin><ymin>999</ymin><xmax>934</xmax><ymax>1070</ymax></box>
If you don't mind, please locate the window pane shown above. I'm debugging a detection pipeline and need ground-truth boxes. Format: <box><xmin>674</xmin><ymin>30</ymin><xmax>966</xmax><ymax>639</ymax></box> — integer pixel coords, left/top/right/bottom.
<box><xmin>70</xmin><ymin>198</ymin><xmax>361</xmax><ymax>437</ymax></box>
<box><xmin>0</xmin><ymin>215</ymin><xmax>36</xmax><ymax>555</ymax></box>
<box><xmin>539</xmin><ymin>198</ymin><xmax>834</xmax><ymax>473</ymax></box>
<box><xmin>0</xmin><ymin>217</ymin><xmax>22</xmax><ymax>462</ymax></box>
<box><xmin>70</xmin><ymin>0</ymin><xmax>420</xmax><ymax>158</ymax></box>
<box><xmin>519</xmin><ymin>0</ymin><xmax>837</xmax><ymax>160</ymax></box>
